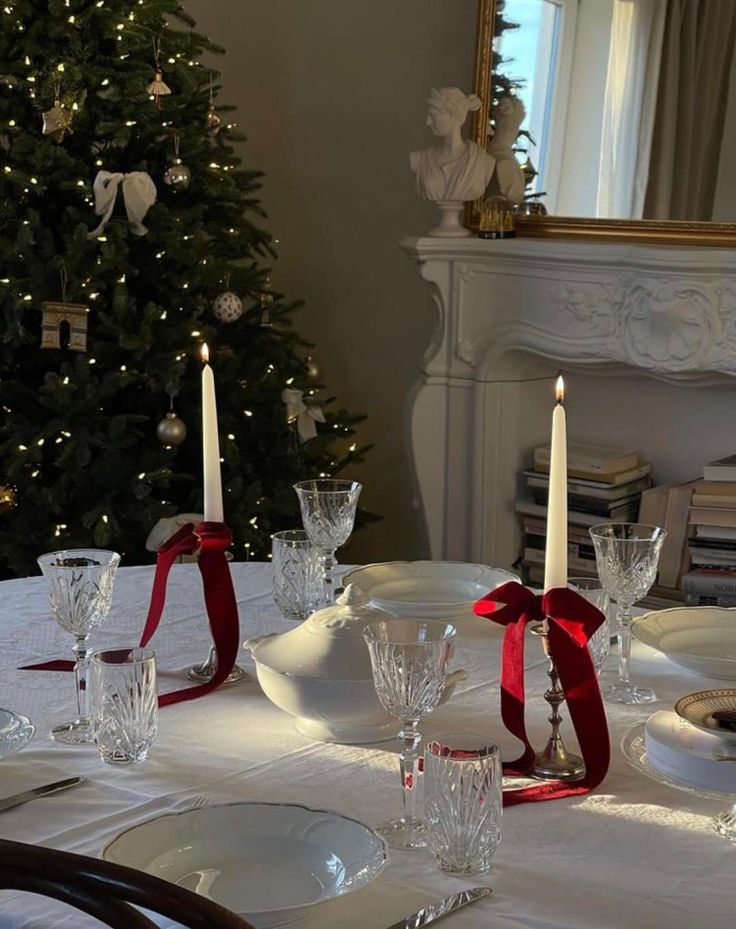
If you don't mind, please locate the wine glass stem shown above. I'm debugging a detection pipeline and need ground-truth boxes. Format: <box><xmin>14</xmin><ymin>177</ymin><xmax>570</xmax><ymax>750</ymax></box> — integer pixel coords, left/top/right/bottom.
<box><xmin>618</xmin><ymin>607</ymin><xmax>633</xmax><ymax>687</ymax></box>
<box><xmin>398</xmin><ymin>720</ymin><xmax>421</xmax><ymax>827</ymax></box>
<box><xmin>73</xmin><ymin>635</ymin><xmax>91</xmax><ymax>725</ymax></box>
<box><xmin>320</xmin><ymin>548</ymin><xmax>337</xmax><ymax>605</ymax></box>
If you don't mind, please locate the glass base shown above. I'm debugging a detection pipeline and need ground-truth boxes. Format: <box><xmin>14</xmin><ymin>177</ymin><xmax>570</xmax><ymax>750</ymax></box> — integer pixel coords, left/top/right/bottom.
<box><xmin>437</xmin><ymin>856</ymin><xmax>493</xmax><ymax>876</ymax></box>
<box><xmin>99</xmin><ymin>748</ymin><xmax>150</xmax><ymax>766</ymax></box>
<box><xmin>378</xmin><ymin>817</ymin><xmax>426</xmax><ymax>849</ymax></box>
<box><xmin>608</xmin><ymin>682</ymin><xmax>656</xmax><ymax>705</ymax></box>
<box><xmin>51</xmin><ymin>718</ymin><xmax>94</xmax><ymax>744</ymax></box>
<box><xmin>715</xmin><ymin>806</ymin><xmax>736</xmax><ymax>845</ymax></box>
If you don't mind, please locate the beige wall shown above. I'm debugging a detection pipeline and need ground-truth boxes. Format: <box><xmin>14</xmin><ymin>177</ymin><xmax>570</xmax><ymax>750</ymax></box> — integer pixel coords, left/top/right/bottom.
<box><xmin>187</xmin><ymin>0</ymin><xmax>478</xmax><ymax>561</ymax></box>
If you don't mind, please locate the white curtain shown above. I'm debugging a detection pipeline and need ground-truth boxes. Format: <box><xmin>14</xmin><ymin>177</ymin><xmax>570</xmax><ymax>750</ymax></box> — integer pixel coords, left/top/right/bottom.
<box><xmin>597</xmin><ymin>0</ymin><xmax>666</xmax><ymax>218</ymax></box>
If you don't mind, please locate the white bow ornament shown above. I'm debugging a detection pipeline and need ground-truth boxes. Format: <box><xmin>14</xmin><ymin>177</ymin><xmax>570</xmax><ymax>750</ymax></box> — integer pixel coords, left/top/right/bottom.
<box><xmin>282</xmin><ymin>388</ymin><xmax>325</xmax><ymax>442</ymax></box>
<box><xmin>88</xmin><ymin>170</ymin><xmax>157</xmax><ymax>239</ymax></box>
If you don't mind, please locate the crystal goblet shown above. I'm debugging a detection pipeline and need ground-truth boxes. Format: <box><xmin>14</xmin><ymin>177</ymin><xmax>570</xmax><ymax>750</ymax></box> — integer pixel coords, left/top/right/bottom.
<box><xmin>424</xmin><ymin>734</ymin><xmax>503</xmax><ymax>874</ymax></box>
<box><xmin>294</xmin><ymin>479</ymin><xmax>361</xmax><ymax>606</ymax></box>
<box><xmin>90</xmin><ymin>647</ymin><xmax>158</xmax><ymax>765</ymax></box>
<box><xmin>271</xmin><ymin>529</ymin><xmax>321</xmax><ymax>622</ymax></box>
<box><xmin>589</xmin><ymin>524</ymin><xmax>666</xmax><ymax>705</ymax></box>
<box><xmin>37</xmin><ymin>549</ymin><xmax>121</xmax><ymax>743</ymax></box>
<box><xmin>363</xmin><ymin>619</ymin><xmax>457</xmax><ymax>849</ymax></box>
<box><xmin>568</xmin><ymin>576</ymin><xmax>611</xmax><ymax>675</ymax></box>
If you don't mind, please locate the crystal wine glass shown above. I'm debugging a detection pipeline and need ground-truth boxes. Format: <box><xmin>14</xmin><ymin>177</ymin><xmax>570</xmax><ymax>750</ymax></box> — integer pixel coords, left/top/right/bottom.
<box><xmin>38</xmin><ymin>549</ymin><xmax>121</xmax><ymax>743</ymax></box>
<box><xmin>363</xmin><ymin>619</ymin><xmax>457</xmax><ymax>849</ymax></box>
<box><xmin>589</xmin><ymin>524</ymin><xmax>666</xmax><ymax>705</ymax></box>
<box><xmin>294</xmin><ymin>479</ymin><xmax>361</xmax><ymax>606</ymax></box>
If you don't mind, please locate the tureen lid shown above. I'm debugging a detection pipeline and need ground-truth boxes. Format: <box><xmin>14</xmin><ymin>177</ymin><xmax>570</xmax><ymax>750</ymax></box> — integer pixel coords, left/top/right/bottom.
<box><xmin>245</xmin><ymin>584</ymin><xmax>395</xmax><ymax>679</ymax></box>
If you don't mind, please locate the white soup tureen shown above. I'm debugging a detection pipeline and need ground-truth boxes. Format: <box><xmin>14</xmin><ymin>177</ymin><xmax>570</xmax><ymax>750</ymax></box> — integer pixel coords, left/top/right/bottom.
<box><xmin>245</xmin><ymin>585</ymin><xmax>467</xmax><ymax>744</ymax></box>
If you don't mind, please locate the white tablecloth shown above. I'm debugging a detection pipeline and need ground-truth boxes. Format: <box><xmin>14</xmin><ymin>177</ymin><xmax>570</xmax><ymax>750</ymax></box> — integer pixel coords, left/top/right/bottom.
<box><xmin>0</xmin><ymin>563</ymin><xmax>732</xmax><ymax>929</ymax></box>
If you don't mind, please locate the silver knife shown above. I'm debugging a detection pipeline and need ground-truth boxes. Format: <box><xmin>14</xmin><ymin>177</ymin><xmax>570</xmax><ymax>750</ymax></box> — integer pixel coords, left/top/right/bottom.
<box><xmin>0</xmin><ymin>776</ymin><xmax>85</xmax><ymax>813</ymax></box>
<box><xmin>387</xmin><ymin>887</ymin><xmax>492</xmax><ymax>929</ymax></box>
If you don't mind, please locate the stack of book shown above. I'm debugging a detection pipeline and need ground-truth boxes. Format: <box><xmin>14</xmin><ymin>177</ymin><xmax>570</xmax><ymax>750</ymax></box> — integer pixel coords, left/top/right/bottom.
<box><xmin>516</xmin><ymin>442</ymin><xmax>652</xmax><ymax>586</ymax></box>
<box><xmin>682</xmin><ymin>455</ymin><xmax>736</xmax><ymax>605</ymax></box>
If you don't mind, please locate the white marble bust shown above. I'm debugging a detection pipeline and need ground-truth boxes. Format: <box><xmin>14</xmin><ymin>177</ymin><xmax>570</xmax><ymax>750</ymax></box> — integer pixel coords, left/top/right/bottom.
<box><xmin>486</xmin><ymin>95</ymin><xmax>527</xmax><ymax>204</ymax></box>
<box><xmin>410</xmin><ymin>88</ymin><xmax>496</xmax><ymax>203</ymax></box>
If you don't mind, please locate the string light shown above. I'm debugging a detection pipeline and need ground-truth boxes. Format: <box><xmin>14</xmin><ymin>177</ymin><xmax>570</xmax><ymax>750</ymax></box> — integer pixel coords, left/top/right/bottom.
<box><xmin>243</xmin><ymin>410</ymin><xmax>253</xmax><ymax>417</ymax></box>
<box><xmin>102</xmin><ymin>514</ymin><xmax>109</xmax><ymax>523</ymax></box>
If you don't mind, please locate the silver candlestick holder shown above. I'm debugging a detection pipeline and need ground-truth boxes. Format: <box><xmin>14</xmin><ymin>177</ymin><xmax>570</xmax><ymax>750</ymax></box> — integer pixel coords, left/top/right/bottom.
<box><xmin>530</xmin><ymin>621</ymin><xmax>585</xmax><ymax>782</ymax></box>
<box><xmin>187</xmin><ymin>646</ymin><xmax>247</xmax><ymax>684</ymax></box>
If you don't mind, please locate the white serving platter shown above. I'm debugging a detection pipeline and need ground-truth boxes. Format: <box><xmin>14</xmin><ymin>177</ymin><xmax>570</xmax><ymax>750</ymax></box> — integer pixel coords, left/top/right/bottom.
<box><xmin>632</xmin><ymin>606</ymin><xmax>736</xmax><ymax>680</ymax></box>
<box><xmin>102</xmin><ymin>801</ymin><xmax>387</xmax><ymax>927</ymax></box>
<box><xmin>342</xmin><ymin>561</ymin><xmax>518</xmax><ymax>621</ymax></box>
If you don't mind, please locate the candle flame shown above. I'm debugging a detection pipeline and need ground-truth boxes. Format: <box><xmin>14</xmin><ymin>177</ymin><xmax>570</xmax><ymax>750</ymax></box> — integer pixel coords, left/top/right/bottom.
<box><xmin>555</xmin><ymin>374</ymin><xmax>564</xmax><ymax>403</ymax></box>
<box><xmin>201</xmin><ymin>342</ymin><xmax>209</xmax><ymax>364</ymax></box>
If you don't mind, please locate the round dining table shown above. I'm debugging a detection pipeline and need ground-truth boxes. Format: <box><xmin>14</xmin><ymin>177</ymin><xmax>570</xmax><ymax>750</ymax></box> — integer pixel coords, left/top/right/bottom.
<box><xmin>0</xmin><ymin>562</ymin><xmax>732</xmax><ymax>928</ymax></box>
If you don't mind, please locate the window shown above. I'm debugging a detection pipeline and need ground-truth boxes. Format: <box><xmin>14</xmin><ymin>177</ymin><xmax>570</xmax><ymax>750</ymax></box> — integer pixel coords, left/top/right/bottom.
<box><xmin>494</xmin><ymin>0</ymin><xmax>577</xmax><ymax>206</ymax></box>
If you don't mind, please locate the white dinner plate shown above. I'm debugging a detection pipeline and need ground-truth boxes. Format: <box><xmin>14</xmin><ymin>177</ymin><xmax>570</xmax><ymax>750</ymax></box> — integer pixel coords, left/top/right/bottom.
<box><xmin>0</xmin><ymin>708</ymin><xmax>35</xmax><ymax>760</ymax></box>
<box><xmin>342</xmin><ymin>561</ymin><xmax>518</xmax><ymax>621</ymax></box>
<box><xmin>102</xmin><ymin>801</ymin><xmax>387</xmax><ymax>927</ymax></box>
<box><xmin>632</xmin><ymin>606</ymin><xmax>736</xmax><ymax>680</ymax></box>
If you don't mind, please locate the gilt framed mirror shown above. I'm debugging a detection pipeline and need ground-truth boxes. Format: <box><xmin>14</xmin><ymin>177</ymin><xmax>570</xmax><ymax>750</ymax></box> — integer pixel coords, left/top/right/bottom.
<box><xmin>471</xmin><ymin>0</ymin><xmax>736</xmax><ymax>245</ymax></box>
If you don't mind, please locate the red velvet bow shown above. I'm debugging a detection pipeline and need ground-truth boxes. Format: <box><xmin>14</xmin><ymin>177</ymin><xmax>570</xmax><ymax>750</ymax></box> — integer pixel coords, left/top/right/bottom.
<box><xmin>474</xmin><ymin>581</ymin><xmax>610</xmax><ymax>805</ymax></box>
<box><xmin>140</xmin><ymin>521</ymin><xmax>241</xmax><ymax>707</ymax></box>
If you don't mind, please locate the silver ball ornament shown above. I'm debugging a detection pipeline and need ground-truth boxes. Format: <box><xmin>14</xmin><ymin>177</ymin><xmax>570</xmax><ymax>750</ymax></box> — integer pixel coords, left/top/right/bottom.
<box><xmin>157</xmin><ymin>412</ymin><xmax>188</xmax><ymax>446</ymax></box>
<box><xmin>206</xmin><ymin>103</ymin><xmax>222</xmax><ymax>137</ymax></box>
<box><xmin>164</xmin><ymin>159</ymin><xmax>191</xmax><ymax>190</ymax></box>
<box><xmin>213</xmin><ymin>291</ymin><xmax>243</xmax><ymax>323</ymax></box>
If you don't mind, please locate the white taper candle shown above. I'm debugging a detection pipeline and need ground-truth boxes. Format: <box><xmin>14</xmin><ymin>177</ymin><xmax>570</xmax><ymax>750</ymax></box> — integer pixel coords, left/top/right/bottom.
<box><xmin>544</xmin><ymin>375</ymin><xmax>567</xmax><ymax>592</ymax></box>
<box><xmin>201</xmin><ymin>343</ymin><xmax>224</xmax><ymax>523</ymax></box>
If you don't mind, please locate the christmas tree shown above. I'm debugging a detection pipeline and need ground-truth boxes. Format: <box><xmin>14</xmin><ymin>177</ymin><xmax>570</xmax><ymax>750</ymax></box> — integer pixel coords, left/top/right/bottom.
<box><xmin>0</xmin><ymin>0</ymin><xmax>371</xmax><ymax>578</ymax></box>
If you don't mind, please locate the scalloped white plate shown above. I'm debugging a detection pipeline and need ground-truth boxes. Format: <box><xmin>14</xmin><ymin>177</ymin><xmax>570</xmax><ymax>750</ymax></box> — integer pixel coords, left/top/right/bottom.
<box><xmin>632</xmin><ymin>606</ymin><xmax>736</xmax><ymax>679</ymax></box>
<box><xmin>621</xmin><ymin>723</ymin><xmax>736</xmax><ymax>801</ymax></box>
<box><xmin>103</xmin><ymin>801</ymin><xmax>387</xmax><ymax>927</ymax></box>
<box><xmin>342</xmin><ymin>561</ymin><xmax>518</xmax><ymax>620</ymax></box>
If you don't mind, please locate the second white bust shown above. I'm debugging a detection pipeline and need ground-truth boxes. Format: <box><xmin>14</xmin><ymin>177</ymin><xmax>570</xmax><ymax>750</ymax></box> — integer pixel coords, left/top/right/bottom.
<box><xmin>410</xmin><ymin>87</ymin><xmax>495</xmax><ymax>236</ymax></box>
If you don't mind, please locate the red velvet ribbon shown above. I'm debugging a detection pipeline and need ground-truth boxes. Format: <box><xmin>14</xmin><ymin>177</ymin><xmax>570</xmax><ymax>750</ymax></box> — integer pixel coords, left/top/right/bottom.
<box><xmin>474</xmin><ymin>580</ymin><xmax>610</xmax><ymax>806</ymax></box>
<box><xmin>22</xmin><ymin>522</ymin><xmax>241</xmax><ymax>709</ymax></box>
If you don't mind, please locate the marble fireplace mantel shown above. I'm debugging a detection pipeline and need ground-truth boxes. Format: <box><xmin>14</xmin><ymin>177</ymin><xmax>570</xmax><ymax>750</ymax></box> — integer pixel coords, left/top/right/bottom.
<box><xmin>401</xmin><ymin>235</ymin><xmax>736</xmax><ymax>566</ymax></box>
